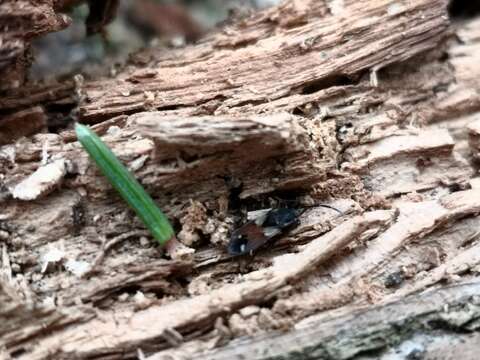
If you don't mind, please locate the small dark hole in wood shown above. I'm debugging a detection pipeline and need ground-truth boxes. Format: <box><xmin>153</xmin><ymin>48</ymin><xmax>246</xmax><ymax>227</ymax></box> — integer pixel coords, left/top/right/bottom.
<box><xmin>224</xmin><ymin>176</ymin><xmax>243</xmax><ymax>212</ymax></box>
<box><xmin>10</xmin><ymin>348</ymin><xmax>27</xmax><ymax>358</ymax></box>
<box><xmin>301</xmin><ymin>74</ymin><xmax>353</xmax><ymax>95</ymax></box>
<box><xmin>292</xmin><ymin>107</ymin><xmax>304</xmax><ymax>116</ymax></box>
<box><xmin>156</xmin><ymin>104</ymin><xmax>179</xmax><ymax>111</ymax></box>
<box><xmin>427</xmin><ymin>318</ymin><xmax>471</xmax><ymax>333</ymax></box>
<box><xmin>179</xmin><ymin>150</ymin><xmax>201</xmax><ymax>163</ymax></box>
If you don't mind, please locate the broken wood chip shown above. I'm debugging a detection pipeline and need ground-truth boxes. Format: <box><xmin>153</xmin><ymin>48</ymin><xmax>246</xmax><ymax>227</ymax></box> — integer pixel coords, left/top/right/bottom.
<box><xmin>11</xmin><ymin>159</ymin><xmax>66</xmax><ymax>200</ymax></box>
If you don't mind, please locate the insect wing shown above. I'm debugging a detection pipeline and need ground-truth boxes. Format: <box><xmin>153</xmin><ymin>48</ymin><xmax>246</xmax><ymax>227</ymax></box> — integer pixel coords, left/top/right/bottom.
<box><xmin>228</xmin><ymin>222</ymin><xmax>270</xmax><ymax>255</ymax></box>
<box><xmin>228</xmin><ymin>208</ymin><xmax>302</xmax><ymax>256</ymax></box>
<box><xmin>247</xmin><ymin>208</ymin><xmax>272</xmax><ymax>225</ymax></box>
<box><xmin>262</xmin><ymin>226</ymin><xmax>282</xmax><ymax>238</ymax></box>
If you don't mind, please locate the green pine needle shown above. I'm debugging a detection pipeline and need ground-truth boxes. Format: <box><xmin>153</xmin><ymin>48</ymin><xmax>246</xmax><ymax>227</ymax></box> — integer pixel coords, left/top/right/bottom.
<box><xmin>75</xmin><ymin>123</ymin><xmax>174</xmax><ymax>245</ymax></box>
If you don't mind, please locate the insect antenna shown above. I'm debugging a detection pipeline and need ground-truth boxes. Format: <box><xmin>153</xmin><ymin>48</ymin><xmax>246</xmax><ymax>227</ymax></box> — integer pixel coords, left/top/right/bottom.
<box><xmin>311</xmin><ymin>203</ymin><xmax>343</xmax><ymax>214</ymax></box>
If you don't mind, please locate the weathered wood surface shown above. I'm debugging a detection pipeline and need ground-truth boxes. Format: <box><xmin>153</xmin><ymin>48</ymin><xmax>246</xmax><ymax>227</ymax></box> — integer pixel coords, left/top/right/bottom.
<box><xmin>0</xmin><ymin>0</ymin><xmax>75</xmax><ymax>146</ymax></box>
<box><xmin>189</xmin><ymin>282</ymin><xmax>480</xmax><ymax>360</ymax></box>
<box><xmin>77</xmin><ymin>0</ymin><xmax>450</xmax><ymax>123</ymax></box>
<box><xmin>2</xmin><ymin>0</ymin><xmax>480</xmax><ymax>359</ymax></box>
<box><xmin>0</xmin><ymin>0</ymin><xmax>70</xmax><ymax>90</ymax></box>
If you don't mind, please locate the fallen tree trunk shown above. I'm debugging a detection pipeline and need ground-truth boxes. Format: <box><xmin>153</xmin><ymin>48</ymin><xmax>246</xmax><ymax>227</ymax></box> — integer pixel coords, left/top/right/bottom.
<box><xmin>2</xmin><ymin>0</ymin><xmax>480</xmax><ymax>359</ymax></box>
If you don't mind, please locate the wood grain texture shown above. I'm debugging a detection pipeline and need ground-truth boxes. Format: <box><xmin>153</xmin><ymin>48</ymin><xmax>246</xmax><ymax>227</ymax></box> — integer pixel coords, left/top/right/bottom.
<box><xmin>0</xmin><ymin>0</ymin><xmax>69</xmax><ymax>90</ymax></box>
<box><xmin>77</xmin><ymin>0</ymin><xmax>450</xmax><ymax>122</ymax></box>
<box><xmin>2</xmin><ymin>0</ymin><xmax>480</xmax><ymax>359</ymax></box>
<box><xmin>190</xmin><ymin>282</ymin><xmax>480</xmax><ymax>360</ymax></box>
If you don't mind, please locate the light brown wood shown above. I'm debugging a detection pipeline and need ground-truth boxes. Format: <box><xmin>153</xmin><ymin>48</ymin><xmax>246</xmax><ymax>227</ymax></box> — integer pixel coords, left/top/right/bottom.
<box><xmin>2</xmin><ymin>0</ymin><xmax>480</xmax><ymax>359</ymax></box>
<box><xmin>77</xmin><ymin>0</ymin><xmax>449</xmax><ymax>123</ymax></box>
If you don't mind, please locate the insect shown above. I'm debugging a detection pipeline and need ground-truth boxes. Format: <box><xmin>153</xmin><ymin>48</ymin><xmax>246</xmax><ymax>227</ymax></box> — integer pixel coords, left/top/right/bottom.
<box><xmin>228</xmin><ymin>204</ymin><xmax>342</xmax><ymax>256</ymax></box>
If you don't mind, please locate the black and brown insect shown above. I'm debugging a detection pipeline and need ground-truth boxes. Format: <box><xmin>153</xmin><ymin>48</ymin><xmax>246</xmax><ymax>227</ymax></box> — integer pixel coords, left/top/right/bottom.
<box><xmin>228</xmin><ymin>204</ymin><xmax>341</xmax><ymax>256</ymax></box>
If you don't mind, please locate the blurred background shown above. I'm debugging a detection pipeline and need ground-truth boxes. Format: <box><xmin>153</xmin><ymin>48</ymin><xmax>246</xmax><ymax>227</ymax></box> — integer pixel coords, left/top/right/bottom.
<box><xmin>31</xmin><ymin>0</ymin><xmax>280</xmax><ymax>80</ymax></box>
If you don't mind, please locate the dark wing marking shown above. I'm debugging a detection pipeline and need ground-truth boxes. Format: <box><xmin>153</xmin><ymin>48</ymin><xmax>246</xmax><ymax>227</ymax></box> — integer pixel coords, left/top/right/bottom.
<box><xmin>228</xmin><ymin>222</ymin><xmax>270</xmax><ymax>256</ymax></box>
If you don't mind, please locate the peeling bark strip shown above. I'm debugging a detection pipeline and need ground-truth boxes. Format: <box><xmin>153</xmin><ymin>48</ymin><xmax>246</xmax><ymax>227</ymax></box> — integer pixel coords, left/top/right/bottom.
<box><xmin>11</xmin><ymin>159</ymin><xmax>66</xmax><ymax>200</ymax></box>
<box><xmin>193</xmin><ymin>282</ymin><xmax>480</xmax><ymax>360</ymax></box>
<box><xmin>78</xmin><ymin>0</ymin><xmax>449</xmax><ymax>122</ymax></box>
<box><xmin>343</xmin><ymin>129</ymin><xmax>455</xmax><ymax>169</ymax></box>
<box><xmin>342</xmin><ymin>127</ymin><xmax>473</xmax><ymax>197</ymax></box>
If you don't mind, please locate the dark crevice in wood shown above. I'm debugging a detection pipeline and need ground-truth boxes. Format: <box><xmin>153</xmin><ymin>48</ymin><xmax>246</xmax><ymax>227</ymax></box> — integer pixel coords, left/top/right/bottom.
<box><xmin>300</xmin><ymin>75</ymin><xmax>357</xmax><ymax>95</ymax></box>
<box><xmin>448</xmin><ymin>0</ymin><xmax>480</xmax><ymax>19</ymax></box>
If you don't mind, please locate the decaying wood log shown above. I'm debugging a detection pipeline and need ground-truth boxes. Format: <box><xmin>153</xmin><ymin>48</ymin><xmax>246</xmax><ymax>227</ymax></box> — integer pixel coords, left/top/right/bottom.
<box><xmin>0</xmin><ymin>0</ymin><xmax>76</xmax><ymax>145</ymax></box>
<box><xmin>0</xmin><ymin>276</ymin><xmax>95</xmax><ymax>356</ymax></box>
<box><xmin>0</xmin><ymin>0</ymin><xmax>70</xmax><ymax>90</ymax></box>
<box><xmin>77</xmin><ymin>0</ymin><xmax>450</xmax><ymax>123</ymax></box>
<box><xmin>15</xmin><ymin>211</ymin><xmax>392</xmax><ymax>359</ymax></box>
<box><xmin>2</xmin><ymin>0</ymin><xmax>480</xmax><ymax>359</ymax></box>
<box><xmin>191</xmin><ymin>281</ymin><xmax>480</xmax><ymax>360</ymax></box>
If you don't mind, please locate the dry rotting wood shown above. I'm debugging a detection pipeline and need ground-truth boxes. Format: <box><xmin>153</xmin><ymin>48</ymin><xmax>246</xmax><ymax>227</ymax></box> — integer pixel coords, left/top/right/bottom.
<box><xmin>1</xmin><ymin>111</ymin><xmax>329</xmax><ymax>222</ymax></box>
<box><xmin>11</xmin><ymin>210</ymin><xmax>394</xmax><ymax>359</ymax></box>
<box><xmin>3</xmin><ymin>0</ymin><xmax>480</xmax><ymax>359</ymax></box>
<box><xmin>77</xmin><ymin>0</ymin><xmax>449</xmax><ymax>122</ymax></box>
<box><xmin>0</xmin><ymin>106</ymin><xmax>47</xmax><ymax>146</ymax></box>
<box><xmin>0</xmin><ymin>278</ymin><xmax>95</xmax><ymax>357</ymax></box>
<box><xmin>0</xmin><ymin>0</ymin><xmax>69</xmax><ymax>90</ymax></box>
<box><xmin>0</xmin><ymin>1</ymin><xmax>76</xmax><ymax>144</ymax></box>
<box><xmin>0</xmin><ymin>111</ymin><xmax>338</xmax><ymax>329</ymax></box>
<box><xmin>191</xmin><ymin>282</ymin><xmax>480</xmax><ymax>360</ymax></box>
<box><xmin>132</xmin><ymin>112</ymin><xmax>332</xmax><ymax>198</ymax></box>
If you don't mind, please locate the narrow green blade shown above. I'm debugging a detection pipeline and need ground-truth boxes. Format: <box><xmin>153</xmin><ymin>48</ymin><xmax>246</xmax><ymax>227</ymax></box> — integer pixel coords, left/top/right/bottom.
<box><xmin>75</xmin><ymin>123</ymin><xmax>174</xmax><ymax>245</ymax></box>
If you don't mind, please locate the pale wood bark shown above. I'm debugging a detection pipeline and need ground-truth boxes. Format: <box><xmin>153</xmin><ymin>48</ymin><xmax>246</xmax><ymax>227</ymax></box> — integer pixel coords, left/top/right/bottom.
<box><xmin>2</xmin><ymin>0</ymin><xmax>480</xmax><ymax>359</ymax></box>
